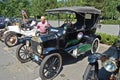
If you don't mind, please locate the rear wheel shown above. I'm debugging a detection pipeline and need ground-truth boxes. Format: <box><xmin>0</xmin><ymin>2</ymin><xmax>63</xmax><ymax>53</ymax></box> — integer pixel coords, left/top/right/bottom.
<box><xmin>91</xmin><ymin>38</ymin><xmax>100</xmax><ymax>53</ymax></box>
<box><xmin>16</xmin><ymin>44</ymin><xmax>31</xmax><ymax>63</ymax></box>
<box><xmin>4</xmin><ymin>32</ymin><xmax>18</xmax><ymax>47</ymax></box>
<box><xmin>40</xmin><ymin>53</ymin><xmax>62</xmax><ymax>80</ymax></box>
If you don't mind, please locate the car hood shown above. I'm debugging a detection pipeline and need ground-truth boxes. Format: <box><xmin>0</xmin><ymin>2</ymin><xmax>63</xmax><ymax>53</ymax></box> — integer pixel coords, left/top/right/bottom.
<box><xmin>31</xmin><ymin>33</ymin><xmax>57</xmax><ymax>43</ymax></box>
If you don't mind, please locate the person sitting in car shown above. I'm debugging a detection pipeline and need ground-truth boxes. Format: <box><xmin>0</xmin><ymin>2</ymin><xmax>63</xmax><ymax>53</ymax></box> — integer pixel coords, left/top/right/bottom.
<box><xmin>36</xmin><ymin>16</ymin><xmax>50</xmax><ymax>34</ymax></box>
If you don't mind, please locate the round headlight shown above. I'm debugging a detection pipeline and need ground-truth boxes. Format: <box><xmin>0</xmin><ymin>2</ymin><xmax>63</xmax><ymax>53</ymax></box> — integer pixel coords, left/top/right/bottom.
<box><xmin>37</xmin><ymin>45</ymin><xmax>42</xmax><ymax>54</ymax></box>
<box><xmin>103</xmin><ymin>60</ymin><xmax>117</xmax><ymax>72</ymax></box>
<box><xmin>77</xmin><ymin>32</ymin><xmax>83</xmax><ymax>40</ymax></box>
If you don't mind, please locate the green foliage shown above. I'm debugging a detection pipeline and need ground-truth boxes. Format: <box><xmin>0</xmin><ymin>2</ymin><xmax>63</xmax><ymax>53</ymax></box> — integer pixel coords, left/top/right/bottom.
<box><xmin>0</xmin><ymin>0</ymin><xmax>120</xmax><ymax>21</ymax></box>
<box><xmin>101</xmin><ymin>0</ymin><xmax>120</xmax><ymax>19</ymax></box>
<box><xmin>1</xmin><ymin>0</ymin><xmax>30</xmax><ymax>17</ymax></box>
<box><xmin>96</xmin><ymin>33</ymin><xmax>118</xmax><ymax>45</ymax></box>
<box><xmin>30</xmin><ymin>0</ymin><xmax>57</xmax><ymax>18</ymax></box>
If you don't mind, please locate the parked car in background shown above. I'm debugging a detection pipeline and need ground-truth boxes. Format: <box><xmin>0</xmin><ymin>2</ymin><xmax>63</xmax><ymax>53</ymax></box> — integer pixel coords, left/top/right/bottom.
<box><xmin>0</xmin><ymin>16</ymin><xmax>13</xmax><ymax>42</ymax></box>
<box><xmin>3</xmin><ymin>18</ymin><xmax>37</xmax><ymax>47</ymax></box>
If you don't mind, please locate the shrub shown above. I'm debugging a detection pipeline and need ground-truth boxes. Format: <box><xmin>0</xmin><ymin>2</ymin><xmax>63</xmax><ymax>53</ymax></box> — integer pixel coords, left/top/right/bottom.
<box><xmin>96</xmin><ymin>33</ymin><xmax>118</xmax><ymax>45</ymax></box>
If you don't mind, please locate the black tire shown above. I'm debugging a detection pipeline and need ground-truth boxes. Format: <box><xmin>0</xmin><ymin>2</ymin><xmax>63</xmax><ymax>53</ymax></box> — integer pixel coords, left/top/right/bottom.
<box><xmin>83</xmin><ymin>62</ymin><xmax>98</xmax><ymax>80</ymax></box>
<box><xmin>4</xmin><ymin>32</ymin><xmax>18</xmax><ymax>47</ymax></box>
<box><xmin>91</xmin><ymin>38</ymin><xmax>100</xmax><ymax>53</ymax></box>
<box><xmin>40</xmin><ymin>53</ymin><xmax>62</xmax><ymax>80</ymax></box>
<box><xmin>16</xmin><ymin>44</ymin><xmax>31</xmax><ymax>63</ymax></box>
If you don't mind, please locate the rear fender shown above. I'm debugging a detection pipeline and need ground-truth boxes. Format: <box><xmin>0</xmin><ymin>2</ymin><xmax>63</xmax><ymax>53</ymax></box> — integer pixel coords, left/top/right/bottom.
<box><xmin>96</xmin><ymin>35</ymin><xmax>101</xmax><ymax>40</ymax></box>
<box><xmin>83</xmin><ymin>35</ymin><xmax>101</xmax><ymax>43</ymax></box>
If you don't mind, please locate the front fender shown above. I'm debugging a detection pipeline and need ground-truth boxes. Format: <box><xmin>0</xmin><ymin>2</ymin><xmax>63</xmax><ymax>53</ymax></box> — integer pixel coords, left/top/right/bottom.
<box><xmin>88</xmin><ymin>53</ymin><xmax>101</xmax><ymax>63</ymax></box>
<box><xmin>7</xmin><ymin>25</ymin><xmax>21</xmax><ymax>33</ymax></box>
<box><xmin>42</xmin><ymin>47</ymin><xmax>57</xmax><ymax>55</ymax></box>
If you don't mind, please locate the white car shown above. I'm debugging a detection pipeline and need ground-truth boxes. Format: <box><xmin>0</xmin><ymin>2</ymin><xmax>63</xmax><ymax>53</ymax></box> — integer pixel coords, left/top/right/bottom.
<box><xmin>4</xmin><ymin>20</ymin><xmax>37</xmax><ymax>47</ymax></box>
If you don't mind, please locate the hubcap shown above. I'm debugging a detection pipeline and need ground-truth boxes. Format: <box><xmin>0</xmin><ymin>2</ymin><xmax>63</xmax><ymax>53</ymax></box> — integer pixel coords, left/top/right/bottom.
<box><xmin>7</xmin><ymin>35</ymin><xmax>17</xmax><ymax>45</ymax></box>
<box><xmin>9</xmin><ymin>38</ymin><xmax>16</xmax><ymax>43</ymax></box>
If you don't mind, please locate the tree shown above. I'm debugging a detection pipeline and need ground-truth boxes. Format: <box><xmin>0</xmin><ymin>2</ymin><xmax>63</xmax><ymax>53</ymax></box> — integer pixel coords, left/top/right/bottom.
<box><xmin>0</xmin><ymin>2</ymin><xmax>6</xmax><ymax>16</ymax></box>
<box><xmin>30</xmin><ymin>0</ymin><xmax>57</xmax><ymax>18</ymax></box>
<box><xmin>0</xmin><ymin>0</ymin><xmax>30</xmax><ymax>17</ymax></box>
<box><xmin>102</xmin><ymin>0</ymin><xmax>120</xmax><ymax>19</ymax></box>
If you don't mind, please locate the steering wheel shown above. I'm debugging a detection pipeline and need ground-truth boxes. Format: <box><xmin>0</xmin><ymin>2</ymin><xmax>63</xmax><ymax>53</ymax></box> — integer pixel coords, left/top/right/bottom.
<box><xmin>64</xmin><ymin>19</ymin><xmax>73</xmax><ymax>29</ymax></box>
<box><xmin>64</xmin><ymin>19</ymin><xmax>71</xmax><ymax>24</ymax></box>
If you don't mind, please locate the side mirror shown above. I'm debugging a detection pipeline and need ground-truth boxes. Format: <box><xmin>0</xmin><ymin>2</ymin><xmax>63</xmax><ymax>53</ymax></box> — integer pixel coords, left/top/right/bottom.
<box><xmin>117</xmin><ymin>5</ymin><xmax>120</xmax><ymax>12</ymax></box>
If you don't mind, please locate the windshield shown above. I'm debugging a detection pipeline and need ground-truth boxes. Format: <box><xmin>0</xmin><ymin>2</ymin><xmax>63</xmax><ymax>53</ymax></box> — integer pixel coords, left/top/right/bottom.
<box><xmin>47</xmin><ymin>12</ymin><xmax>76</xmax><ymax>28</ymax></box>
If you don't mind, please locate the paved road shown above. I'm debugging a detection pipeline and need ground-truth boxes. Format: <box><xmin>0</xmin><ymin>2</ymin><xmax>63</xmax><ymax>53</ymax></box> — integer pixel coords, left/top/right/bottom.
<box><xmin>96</xmin><ymin>24</ymin><xmax>120</xmax><ymax>36</ymax></box>
<box><xmin>0</xmin><ymin>40</ymin><xmax>117</xmax><ymax>80</ymax></box>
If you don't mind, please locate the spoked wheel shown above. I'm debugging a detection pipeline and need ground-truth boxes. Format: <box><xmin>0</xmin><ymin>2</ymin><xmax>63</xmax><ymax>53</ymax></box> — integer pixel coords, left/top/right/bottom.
<box><xmin>40</xmin><ymin>53</ymin><xmax>62</xmax><ymax>80</ymax></box>
<box><xmin>83</xmin><ymin>62</ymin><xmax>99</xmax><ymax>80</ymax></box>
<box><xmin>91</xmin><ymin>38</ymin><xmax>100</xmax><ymax>53</ymax></box>
<box><xmin>4</xmin><ymin>32</ymin><xmax>18</xmax><ymax>47</ymax></box>
<box><xmin>16</xmin><ymin>44</ymin><xmax>31</xmax><ymax>63</ymax></box>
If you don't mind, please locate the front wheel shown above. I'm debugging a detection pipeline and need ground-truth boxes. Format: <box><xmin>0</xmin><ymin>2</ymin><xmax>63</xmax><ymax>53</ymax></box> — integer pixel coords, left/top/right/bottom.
<box><xmin>4</xmin><ymin>32</ymin><xmax>18</xmax><ymax>47</ymax></box>
<box><xmin>16</xmin><ymin>44</ymin><xmax>31</xmax><ymax>63</ymax></box>
<box><xmin>40</xmin><ymin>53</ymin><xmax>62</xmax><ymax>80</ymax></box>
<box><xmin>83</xmin><ymin>62</ymin><xmax>99</xmax><ymax>80</ymax></box>
<box><xmin>91</xmin><ymin>38</ymin><xmax>100</xmax><ymax>53</ymax></box>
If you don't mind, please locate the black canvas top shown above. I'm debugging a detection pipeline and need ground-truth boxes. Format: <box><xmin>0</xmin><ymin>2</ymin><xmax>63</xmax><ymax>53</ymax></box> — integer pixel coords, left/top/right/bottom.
<box><xmin>46</xmin><ymin>6</ymin><xmax>101</xmax><ymax>14</ymax></box>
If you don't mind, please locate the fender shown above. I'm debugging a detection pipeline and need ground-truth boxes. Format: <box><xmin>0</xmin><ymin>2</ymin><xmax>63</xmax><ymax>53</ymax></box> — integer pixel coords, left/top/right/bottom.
<box><xmin>88</xmin><ymin>53</ymin><xmax>101</xmax><ymax>63</ymax></box>
<box><xmin>96</xmin><ymin>35</ymin><xmax>101</xmax><ymax>40</ymax></box>
<box><xmin>3</xmin><ymin>30</ymin><xmax>10</xmax><ymax>35</ymax></box>
<box><xmin>7</xmin><ymin>25</ymin><xmax>21</xmax><ymax>33</ymax></box>
<box><xmin>42</xmin><ymin>47</ymin><xmax>57</xmax><ymax>55</ymax></box>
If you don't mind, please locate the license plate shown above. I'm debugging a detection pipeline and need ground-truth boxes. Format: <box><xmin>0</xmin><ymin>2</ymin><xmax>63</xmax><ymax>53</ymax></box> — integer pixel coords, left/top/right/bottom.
<box><xmin>34</xmin><ymin>54</ymin><xmax>39</xmax><ymax>61</ymax></box>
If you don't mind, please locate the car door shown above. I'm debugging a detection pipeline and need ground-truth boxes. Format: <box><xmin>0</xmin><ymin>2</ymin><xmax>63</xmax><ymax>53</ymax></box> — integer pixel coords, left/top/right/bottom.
<box><xmin>64</xmin><ymin>27</ymin><xmax>79</xmax><ymax>48</ymax></box>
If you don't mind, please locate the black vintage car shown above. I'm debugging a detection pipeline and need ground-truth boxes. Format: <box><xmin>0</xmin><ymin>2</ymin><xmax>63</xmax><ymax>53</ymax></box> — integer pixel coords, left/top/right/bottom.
<box><xmin>16</xmin><ymin>6</ymin><xmax>101</xmax><ymax>80</ymax></box>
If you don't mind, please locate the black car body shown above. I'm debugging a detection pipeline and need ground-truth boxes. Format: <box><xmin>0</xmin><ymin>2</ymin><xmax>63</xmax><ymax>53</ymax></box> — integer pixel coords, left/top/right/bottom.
<box><xmin>16</xmin><ymin>6</ymin><xmax>101</xmax><ymax>80</ymax></box>
<box><xmin>31</xmin><ymin>6</ymin><xmax>101</xmax><ymax>56</ymax></box>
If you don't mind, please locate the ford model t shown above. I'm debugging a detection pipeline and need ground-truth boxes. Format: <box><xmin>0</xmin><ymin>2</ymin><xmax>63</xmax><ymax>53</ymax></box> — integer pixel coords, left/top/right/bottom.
<box><xmin>16</xmin><ymin>6</ymin><xmax>101</xmax><ymax>80</ymax></box>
